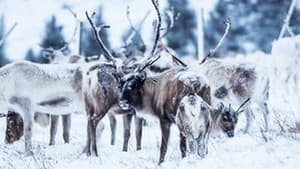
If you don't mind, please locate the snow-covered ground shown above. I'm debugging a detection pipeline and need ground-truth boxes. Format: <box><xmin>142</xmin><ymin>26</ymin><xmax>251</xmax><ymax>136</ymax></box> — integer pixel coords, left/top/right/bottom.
<box><xmin>0</xmin><ymin>36</ymin><xmax>300</xmax><ymax>169</ymax></box>
<box><xmin>1</xmin><ymin>113</ymin><xmax>300</xmax><ymax>169</ymax></box>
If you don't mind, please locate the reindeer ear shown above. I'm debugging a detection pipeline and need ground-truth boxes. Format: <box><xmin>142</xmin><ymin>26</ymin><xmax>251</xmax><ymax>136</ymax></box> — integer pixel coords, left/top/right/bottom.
<box><xmin>218</xmin><ymin>102</ymin><xmax>224</xmax><ymax>112</ymax></box>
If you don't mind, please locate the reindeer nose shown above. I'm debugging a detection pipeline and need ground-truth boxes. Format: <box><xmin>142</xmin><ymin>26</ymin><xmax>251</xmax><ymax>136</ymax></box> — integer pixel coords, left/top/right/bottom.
<box><xmin>188</xmin><ymin>94</ymin><xmax>196</xmax><ymax>105</ymax></box>
<box><xmin>227</xmin><ymin>130</ymin><xmax>234</xmax><ymax>138</ymax></box>
<box><xmin>119</xmin><ymin>100</ymin><xmax>131</xmax><ymax>111</ymax></box>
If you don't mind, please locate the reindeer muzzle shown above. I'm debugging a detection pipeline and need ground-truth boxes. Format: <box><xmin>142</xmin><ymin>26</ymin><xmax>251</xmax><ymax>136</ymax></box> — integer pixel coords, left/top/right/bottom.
<box><xmin>119</xmin><ymin>99</ymin><xmax>132</xmax><ymax>111</ymax></box>
<box><xmin>227</xmin><ymin>130</ymin><xmax>235</xmax><ymax>138</ymax></box>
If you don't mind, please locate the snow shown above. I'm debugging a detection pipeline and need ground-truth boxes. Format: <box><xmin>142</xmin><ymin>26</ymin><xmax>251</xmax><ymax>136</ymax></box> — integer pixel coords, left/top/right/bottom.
<box><xmin>1</xmin><ymin>114</ymin><xmax>300</xmax><ymax>169</ymax></box>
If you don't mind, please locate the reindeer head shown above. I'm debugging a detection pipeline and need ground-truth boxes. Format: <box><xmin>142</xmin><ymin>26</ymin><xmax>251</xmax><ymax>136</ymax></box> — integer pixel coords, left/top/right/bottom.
<box><xmin>5</xmin><ymin>111</ymin><xmax>24</xmax><ymax>144</ymax></box>
<box><xmin>119</xmin><ymin>70</ymin><xmax>147</xmax><ymax>111</ymax></box>
<box><xmin>213</xmin><ymin>98</ymin><xmax>250</xmax><ymax>137</ymax></box>
<box><xmin>176</xmin><ymin>94</ymin><xmax>211</xmax><ymax>158</ymax></box>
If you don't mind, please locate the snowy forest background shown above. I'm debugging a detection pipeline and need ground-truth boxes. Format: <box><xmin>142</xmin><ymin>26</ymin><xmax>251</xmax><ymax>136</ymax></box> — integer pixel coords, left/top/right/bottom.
<box><xmin>1</xmin><ymin>0</ymin><xmax>299</xmax><ymax>63</ymax></box>
<box><xmin>1</xmin><ymin>0</ymin><xmax>300</xmax><ymax>169</ymax></box>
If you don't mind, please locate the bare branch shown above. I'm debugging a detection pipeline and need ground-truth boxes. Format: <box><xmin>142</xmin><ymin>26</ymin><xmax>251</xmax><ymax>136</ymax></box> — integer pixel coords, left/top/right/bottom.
<box><xmin>151</xmin><ymin>0</ymin><xmax>162</xmax><ymax>57</ymax></box>
<box><xmin>85</xmin><ymin>11</ymin><xmax>115</xmax><ymax>63</ymax></box>
<box><xmin>200</xmin><ymin>18</ymin><xmax>231</xmax><ymax>64</ymax></box>
<box><xmin>0</xmin><ymin>22</ymin><xmax>18</xmax><ymax>47</ymax></box>
<box><xmin>278</xmin><ymin>0</ymin><xmax>297</xmax><ymax>39</ymax></box>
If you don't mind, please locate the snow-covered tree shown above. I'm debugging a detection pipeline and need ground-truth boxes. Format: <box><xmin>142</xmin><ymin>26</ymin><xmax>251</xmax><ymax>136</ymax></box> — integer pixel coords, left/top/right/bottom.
<box><xmin>205</xmin><ymin>0</ymin><xmax>300</xmax><ymax>57</ymax></box>
<box><xmin>165</xmin><ymin>0</ymin><xmax>198</xmax><ymax>57</ymax></box>
<box><xmin>0</xmin><ymin>16</ymin><xmax>9</xmax><ymax>67</ymax></box>
<box><xmin>80</xmin><ymin>5</ymin><xmax>110</xmax><ymax>57</ymax></box>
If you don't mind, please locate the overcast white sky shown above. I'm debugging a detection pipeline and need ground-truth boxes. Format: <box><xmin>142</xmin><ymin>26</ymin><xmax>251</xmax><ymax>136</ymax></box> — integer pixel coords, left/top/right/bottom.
<box><xmin>0</xmin><ymin>0</ymin><xmax>216</xmax><ymax>60</ymax></box>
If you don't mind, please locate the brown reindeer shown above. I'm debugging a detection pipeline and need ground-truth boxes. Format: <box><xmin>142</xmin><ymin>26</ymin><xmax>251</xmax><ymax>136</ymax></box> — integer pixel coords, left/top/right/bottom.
<box><xmin>118</xmin><ymin>65</ymin><xmax>211</xmax><ymax>163</ymax></box>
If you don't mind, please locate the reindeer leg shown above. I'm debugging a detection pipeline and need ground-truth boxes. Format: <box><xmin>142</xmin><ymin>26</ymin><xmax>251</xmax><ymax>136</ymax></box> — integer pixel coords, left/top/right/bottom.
<box><xmin>62</xmin><ymin>114</ymin><xmax>71</xmax><ymax>144</ymax></box>
<box><xmin>49</xmin><ymin>115</ymin><xmax>59</xmax><ymax>145</ymax></box>
<box><xmin>202</xmin><ymin>121</ymin><xmax>212</xmax><ymax>156</ymax></box>
<box><xmin>122</xmin><ymin>114</ymin><xmax>133</xmax><ymax>152</ymax></box>
<box><xmin>159</xmin><ymin>119</ymin><xmax>171</xmax><ymax>164</ymax></box>
<box><xmin>179</xmin><ymin>133</ymin><xmax>187</xmax><ymax>158</ymax></box>
<box><xmin>244</xmin><ymin>107</ymin><xmax>254</xmax><ymax>133</ymax></box>
<box><xmin>263</xmin><ymin>101</ymin><xmax>270</xmax><ymax>132</ymax></box>
<box><xmin>196</xmin><ymin>133</ymin><xmax>205</xmax><ymax>158</ymax></box>
<box><xmin>83</xmin><ymin>117</ymin><xmax>92</xmax><ymax>156</ymax></box>
<box><xmin>90</xmin><ymin>112</ymin><xmax>106</xmax><ymax>156</ymax></box>
<box><xmin>24</xmin><ymin>111</ymin><xmax>33</xmax><ymax>156</ymax></box>
<box><xmin>135</xmin><ymin>116</ymin><xmax>144</xmax><ymax>151</ymax></box>
<box><xmin>10</xmin><ymin>97</ymin><xmax>33</xmax><ymax>156</ymax></box>
<box><xmin>108</xmin><ymin>113</ymin><xmax>116</xmax><ymax>145</ymax></box>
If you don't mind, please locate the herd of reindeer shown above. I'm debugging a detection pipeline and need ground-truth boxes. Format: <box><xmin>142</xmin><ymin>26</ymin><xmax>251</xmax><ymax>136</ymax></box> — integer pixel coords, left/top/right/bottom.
<box><xmin>0</xmin><ymin>0</ymin><xmax>271</xmax><ymax>164</ymax></box>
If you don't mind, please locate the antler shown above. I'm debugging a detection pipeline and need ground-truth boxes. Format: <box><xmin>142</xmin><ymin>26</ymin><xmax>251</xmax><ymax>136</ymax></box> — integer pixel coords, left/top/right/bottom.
<box><xmin>150</xmin><ymin>0</ymin><xmax>161</xmax><ymax>57</ymax></box>
<box><xmin>200</xmin><ymin>18</ymin><xmax>231</xmax><ymax>64</ymax></box>
<box><xmin>85</xmin><ymin>11</ymin><xmax>115</xmax><ymax>64</ymax></box>
<box><xmin>236</xmin><ymin>98</ymin><xmax>250</xmax><ymax>113</ymax></box>
<box><xmin>0</xmin><ymin>22</ymin><xmax>18</xmax><ymax>47</ymax></box>
<box><xmin>135</xmin><ymin>0</ymin><xmax>162</xmax><ymax>72</ymax></box>
<box><xmin>125</xmin><ymin>6</ymin><xmax>150</xmax><ymax>47</ymax></box>
<box><xmin>160</xmin><ymin>8</ymin><xmax>176</xmax><ymax>39</ymax></box>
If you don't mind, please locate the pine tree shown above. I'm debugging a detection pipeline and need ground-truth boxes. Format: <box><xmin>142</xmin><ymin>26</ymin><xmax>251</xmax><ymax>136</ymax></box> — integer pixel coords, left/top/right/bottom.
<box><xmin>165</xmin><ymin>0</ymin><xmax>198</xmax><ymax>57</ymax></box>
<box><xmin>81</xmin><ymin>5</ymin><xmax>110</xmax><ymax>57</ymax></box>
<box><xmin>0</xmin><ymin>16</ymin><xmax>9</xmax><ymax>67</ymax></box>
<box><xmin>39</xmin><ymin>15</ymin><xmax>66</xmax><ymax>63</ymax></box>
<box><xmin>204</xmin><ymin>0</ymin><xmax>300</xmax><ymax>56</ymax></box>
<box><xmin>25</xmin><ymin>48</ymin><xmax>37</xmax><ymax>62</ymax></box>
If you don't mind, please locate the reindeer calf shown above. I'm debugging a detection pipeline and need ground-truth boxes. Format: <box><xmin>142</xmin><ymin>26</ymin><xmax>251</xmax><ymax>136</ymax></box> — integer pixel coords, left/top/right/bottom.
<box><xmin>176</xmin><ymin>94</ymin><xmax>212</xmax><ymax>158</ymax></box>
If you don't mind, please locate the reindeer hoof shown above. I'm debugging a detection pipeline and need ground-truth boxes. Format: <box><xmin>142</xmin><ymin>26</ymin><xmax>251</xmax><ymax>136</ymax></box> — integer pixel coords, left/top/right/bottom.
<box><xmin>122</xmin><ymin>147</ymin><xmax>128</xmax><ymax>152</ymax></box>
<box><xmin>82</xmin><ymin>147</ymin><xmax>91</xmax><ymax>156</ymax></box>
<box><xmin>136</xmin><ymin>146</ymin><xmax>141</xmax><ymax>151</ymax></box>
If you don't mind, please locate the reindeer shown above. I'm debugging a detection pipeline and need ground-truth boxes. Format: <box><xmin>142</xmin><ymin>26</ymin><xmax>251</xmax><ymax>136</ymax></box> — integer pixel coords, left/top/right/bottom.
<box><xmin>199</xmin><ymin>19</ymin><xmax>270</xmax><ymax>133</ymax></box>
<box><xmin>175</xmin><ymin>94</ymin><xmax>212</xmax><ymax>158</ymax></box>
<box><xmin>118</xmin><ymin>62</ymin><xmax>211</xmax><ymax>163</ymax></box>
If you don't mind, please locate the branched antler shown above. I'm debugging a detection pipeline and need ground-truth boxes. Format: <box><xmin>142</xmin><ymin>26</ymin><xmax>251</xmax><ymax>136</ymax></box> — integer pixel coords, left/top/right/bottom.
<box><xmin>200</xmin><ymin>18</ymin><xmax>231</xmax><ymax>64</ymax></box>
<box><xmin>125</xmin><ymin>6</ymin><xmax>150</xmax><ymax>46</ymax></box>
<box><xmin>0</xmin><ymin>22</ymin><xmax>18</xmax><ymax>47</ymax></box>
<box><xmin>85</xmin><ymin>11</ymin><xmax>115</xmax><ymax>64</ymax></box>
<box><xmin>236</xmin><ymin>98</ymin><xmax>250</xmax><ymax>113</ymax></box>
<box><xmin>151</xmin><ymin>0</ymin><xmax>162</xmax><ymax>57</ymax></box>
<box><xmin>63</xmin><ymin>4</ymin><xmax>80</xmax><ymax>46</ymax></box>
<box><xmin>160</xmin><ymin>9</ymin><xmax>176</xmax><ymax>39</ymax></box>
<box><xmin>135</xmin><ymin>0</ymin><xmax>162</xmax><ymax>71</ymax></box>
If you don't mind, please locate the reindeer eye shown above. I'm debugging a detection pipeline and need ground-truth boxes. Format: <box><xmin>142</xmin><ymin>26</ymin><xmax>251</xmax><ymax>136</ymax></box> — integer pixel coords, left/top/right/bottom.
<box><xmin>223</xmin><ymin>116</ymin><xmax>228</xmax><ymax>121</ymax></box>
